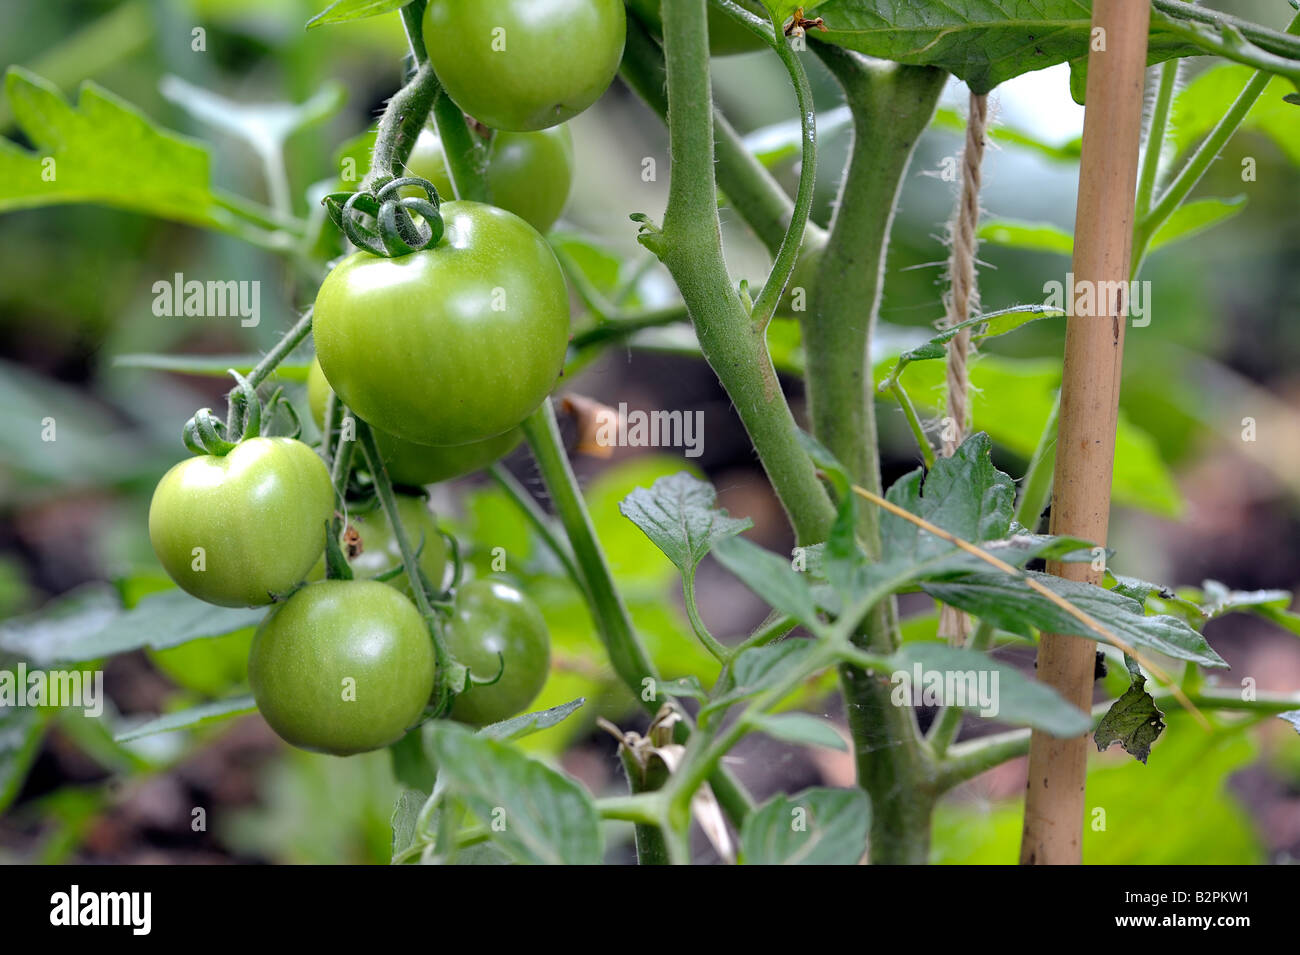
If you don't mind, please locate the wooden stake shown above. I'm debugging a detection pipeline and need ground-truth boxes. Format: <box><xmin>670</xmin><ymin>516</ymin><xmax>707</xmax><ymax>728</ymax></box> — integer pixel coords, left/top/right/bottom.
<box><xmin>1019</xmin><ymin>0</ymin><xmax>1150</xmax><ymax>866</ymax></box>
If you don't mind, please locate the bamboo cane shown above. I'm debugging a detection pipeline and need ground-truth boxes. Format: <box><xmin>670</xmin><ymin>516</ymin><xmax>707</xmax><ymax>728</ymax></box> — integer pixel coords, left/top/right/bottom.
<box><xmin>1019</xmin><ymin>0</ymin><xmax>1150</xmax><ymax>865</ymax></box>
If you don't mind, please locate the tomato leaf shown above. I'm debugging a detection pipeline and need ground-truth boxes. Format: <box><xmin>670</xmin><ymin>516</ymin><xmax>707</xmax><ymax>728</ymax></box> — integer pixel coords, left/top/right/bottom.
<box><xmin>1094</xmin><ymin>674</ymin><xmax>1165</xmax><ymax>763</ymax></box>
<box><xmin>885</xmin><ymin>642</ymin><xmax>1090</xmax><ymax>736</ymax></box>
<box><xmin>700</xmin><ymin>640</ymin><xmax>819</xmax><ymax>719</ymax></box>
<box><xmin>812</xmin><ymin>0</ymin><xmax>1196</xmax><ymax>93</ymax></box>
<box><xmin>425</xmin><ymin>722</ymin><xmax>602</xmax><ymax>865</ymax></box>
<box><xmin>711</xmin><ymin>536</ymin><xmax>821</xmax><ymax>631</ymax></box>
<box><xmin>0</xmin><ymin>585</ymin><xmax>264</xmax><ymax>666</ymax></box>
<box><xmin>0</xmin><ymin>68</ymin><xmax>229</xmax><ymax>228</ymax></box>
<box><xmin>880</xmin><ymin>434</ymin><xmax>1015</xmax><ymax>563</ymax></box>
<box><xmin>739</xmin><ymin>788</ymin><xmax>870</xmax><ymax>865</ymax></box>
<box><xmin>619</xmin><ymin>472</ymin><xmax>753</xmax><ymax>578</ymax></box>
<box><xmin>1148</xmin><ymin>196</ymin><xmax>1248</xmax><ymax>253</ymax></box>
<box><xmin>749</xmin><ymin>712</ymin><xmax>847</xmax><ymax>751</ymax></box>
<box><xmin>113</xmin><ymin>694</ymin><xmax>256</xmax><ymax>743</ymax></box>
<box><xmin>922</xmin><ymin>571</ymin><xmax>1229</xmax><ymax>668</ymax></box>
<box><xmin>307</xmin><ymin>0</ymin><xmax>412</xmax><ymax>29</ymax></box>
<box><xmin>475</xmin><ymin>697</ymin><xmax>586</xmax><ymax>742</ymax></box>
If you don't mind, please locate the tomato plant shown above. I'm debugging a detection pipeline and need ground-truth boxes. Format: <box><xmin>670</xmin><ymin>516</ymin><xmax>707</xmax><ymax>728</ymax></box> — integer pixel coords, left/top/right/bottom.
<box><xmin>423</xmin><ymin>0</ymin><xmax>627</xmax><ymax>131</ymax></box>
<box><xmin>405</xmin><ymin>126</ymin><xmax>574</xmax><ymax>234</ymax></box>
<box><xmin>443</xmin><ymin>578</ymin><xmax>551</xmax><ymax>726</ymax></box>
<box><xmin>313</xmin><ymin>201</ymin><xmax>570</xmax><ymax>446</ymax></box>
<box><xmin>249</xmin><ymin>580</ymin><xmax>436</xmax><ymax>756</ymax></box>
<box><xmin>2</xmin><ymin>0</ymin><xmax>1300</xmax><ymax>877</ymax></box>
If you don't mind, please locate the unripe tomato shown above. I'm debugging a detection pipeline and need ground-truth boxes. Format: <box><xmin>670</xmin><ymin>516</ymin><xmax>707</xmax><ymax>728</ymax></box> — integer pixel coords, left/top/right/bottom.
<box><xmin>308</xmin><ymin>493</ymin><xmax>448</xmax><ymax>597</ymax></box>
<box><xmin>313</xmin><ymin>201</ymin><xmax>570</xmax><ymax>447</ymax></box>
<box><xmin>248</xmin><ymin>580</ymin><xmax>435</xmax><ymax>756</ymax></box>
<box><xmin>148</xmin><ymin>438</ymin><xmax>334</xmax><ymax>608</ymax></box>
<box><xmin>626</xmin><ymin>0</ymin><xmax>768</xmax><ymax>56</ymax></box>
<box><xmin>306</xmin><ymin>358</ymin><xmax>521</xmax><ymax>486</ymax></box>
<box><xmin>445</xmin><ymin>578</ymin><xmax>550</xmax><ymax>726</ymax></box>
<box><xmin>423</xmin><ymin>0</ymin><xmax>626</xmax><ymax>131</ymax></box>
<box><xmin>405</xmin><ymin>125</ymin><xmax>574</xmax><ymax>234</ymax></box>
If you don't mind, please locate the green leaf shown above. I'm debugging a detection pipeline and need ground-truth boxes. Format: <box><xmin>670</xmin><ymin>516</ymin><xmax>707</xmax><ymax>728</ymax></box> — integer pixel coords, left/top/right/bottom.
<box><xmin>113</xmin><ymin>694</ymin><xmax>256</xmax><ymax>743</ymax></box>
<box><xmin>619</xmin><ymin>472</ymin><xmax>753</xmax><ymax>577</ymax></box>
<box><xmin>425</xmin><ymin>723</ymin><xmax>602</xmax><ymax>865</ymax></box>
<box><xmin>1148</xmin><ymin>196</ymin><xmax>1247</xmax><ymax>253</ymax></box>
<box><xmin>978</xmin><ymin>220</ymin><xmax>1073</xmax><ymax>256</ymax></box>
<box><xmin>875</xmin><ymin>354</ymin><xmax>1185</xmax><ymax>518</ymax></box>
<box><xmin>390</xmin><ymin>787</ymin><xmax>426</xmax><ymax>863</ymax></box>
<box><xmin>885</xmin><ymin>642</ymin><xmax>1090</xmax><ymax>736</ymax></box>
<box><xmin>879</xmin><ymin>305</ymin><xmax>1065</xmax><ymax>389</ymax></box>
<box><xmin>0</xmin><ymin>68</ymin><xmax>229</xmax><ymax>229</ymax></box>
<box><xmin>702</xmin><ymin>640</ymin><xmax>819</xmax><ymax>718</ymax></box>
<box><xmin>812</xmin><ymin>0</ymin><xmax>1202</xmax><ymax>94</ymax></box>
<box><xmin>0</xmin><ymin>586</ymin><xmax>265</xmax><ymax>666</ymax></box>
<box><xmin>307</xmin><ymin>0</ymin><xmax>411</xmax><ymax>29</ymax></box>
<box><xmin>1176</xmin><ymin>65</ymin><xmax>1300</xmax><ymax>163</ymax></box>
<box><xmin>475</xmin><ymin>698</ymin><xmax>586</xmax><ymax>742</ymax></box>
<box><xmin>881</xmin><ymin>434</ymin><xmax>1015</xmax><ymax>562</ymax></box>
<box><xmin>0</xmin><ymin>704</ymin><xmax>51</xmax><ymax>814</ymax></box>
<box><xmin>922</xmin><ymin>571</ymin><xmax>1229</xmax><ymax>668</ymax></box>
<box><xmin>1094</xmin><ymin>677</ymin><xmax>1165</xmax><ymax>763</ymax></box>
<box><xmin>739</xmin><ymin>788</ymin><xmax>870</xmax><ymax>865</ymax></box>
<box><xmin>749</xmin><ymin>712</ymin><xmax>847</xmax><ymax>751</ymax></box>
<box><xmin>711</xmin><ymin>535</ymin><xmax>820</xmax><ymax>630</ymax></box>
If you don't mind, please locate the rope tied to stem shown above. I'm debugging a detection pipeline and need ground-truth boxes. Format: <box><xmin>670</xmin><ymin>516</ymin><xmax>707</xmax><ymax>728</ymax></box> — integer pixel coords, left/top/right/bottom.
<box><xmin>938</xmin><ymin>89</ymin><xmax>989</xmax><ymax>644</ymax></box>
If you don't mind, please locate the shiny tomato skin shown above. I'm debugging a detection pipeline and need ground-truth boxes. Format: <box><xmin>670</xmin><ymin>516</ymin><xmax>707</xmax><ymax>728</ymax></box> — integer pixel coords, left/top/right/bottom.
<box><xmin>422</xmin><ymin>0</ymin><xmax>626</xmax><ymax>131</ymax></box>
<box><xmin>445</xmin><ymin>578</ymin><xmax>550</xmax><ymax>726</ymax></box>
<box><xmin>306</xmin><ymin>357</ymin><xmax>522</xmax><ymax>486</ymax></box>
<box><xmin>248</xmin><ymin>580</ymin><xmax>435</xmax><ymax>756</ymax></box>
<box><xmin>405</xmin><ymin>125</ymin><xmax>574</xmax><ymax>234</ymax></box>
<box><xmin>148</xmin><ymin>437</ymin><xmax>334</xmax><ymax>608</ymax></box>
<box><xmin>312</xmin><ymin>201</ymin><xmax>570</xmax><ymax>447</ymax></box>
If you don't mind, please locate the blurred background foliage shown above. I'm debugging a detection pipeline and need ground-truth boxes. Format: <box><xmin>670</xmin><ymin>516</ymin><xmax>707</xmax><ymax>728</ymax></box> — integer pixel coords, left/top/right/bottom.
<box><xmin>0</xmin><ymin>0</ymin><xmax>1297</xmax><ymax>864</ymax></box>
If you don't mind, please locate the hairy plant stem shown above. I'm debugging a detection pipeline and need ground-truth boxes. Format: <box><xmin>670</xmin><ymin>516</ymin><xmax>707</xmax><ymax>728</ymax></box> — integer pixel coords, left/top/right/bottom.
<box><xmin>645</xmin><ymin>0</ymin><xmax>835</xmax><ymax>546</ymax></box>
<box><xmin>520</xmin><ymin>400</ymin><xmax>753</xmax><ymax>829</ymax></box>
<box><xmin>809</xmin><ymin>43</ymin><xmax>946</xmax><ymax>865</ymax></box>
<box><xmin>618</xmin><ymin>14</ymin><xmax>825</xmax><ymax>258</ymax></box>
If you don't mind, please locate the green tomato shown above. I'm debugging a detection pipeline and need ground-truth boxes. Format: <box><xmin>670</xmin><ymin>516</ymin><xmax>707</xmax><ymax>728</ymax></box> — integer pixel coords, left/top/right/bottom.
<box><xmin>445</xmin><ymin>578</ymin><xmax>550</xmax><ymax>726</ymax></box>
<box><xmin>306</xmin><ymin>357</ymin><xmax>521</xmax><ymax>486</ymax></box>
<box><xmin>249</xmin><ymin>580</ymin><xmax>435</xmax><ymax>756</ymax></box>
<box><xmin>626</xmin><ymin>0</ymin><xmax>767</xmax><ymax>56</ymax></box>
<box><xmin>308</xmin><ymin>494</ymin><xmax>448</xmax><ymax>597</ymax></box>
<box><xmin>148</xmin><ymin>438</ymin><xmax>334</xmax><ymax>608</ymax></box>
<box><xmin>423</xmin><ymin>0</ymin><xmax>626</xmax><ymax>131</ymax></box>
<box><xmin>313</xmin><ymin>201</ymin><xmax>569</xmax><ymax>447</ymax></box>
<box><xmin>405</xmin><ymin>125</ymin><xmax>574</xmax><ymax>235</ymax></box>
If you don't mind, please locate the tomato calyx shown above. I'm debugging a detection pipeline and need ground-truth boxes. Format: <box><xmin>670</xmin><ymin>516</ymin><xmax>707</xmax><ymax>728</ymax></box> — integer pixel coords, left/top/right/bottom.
<box><xmin>182</xmin><ymin>369</ymin><xmax>266</xmax><ymax>456</ymax></box>
<box><xmin>323</xmin><ymin>175</ymin><xmax>445</xmax><ymax>258</ymax></box>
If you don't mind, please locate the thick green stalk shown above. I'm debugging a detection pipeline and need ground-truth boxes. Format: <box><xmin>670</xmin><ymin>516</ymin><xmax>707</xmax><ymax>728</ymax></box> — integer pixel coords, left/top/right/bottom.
<box><xmin>521</xmin><ymin>399</ymin><xmax>753</xmax><ymax>829</ymax></box>
<box><xmin>808</xmin><ymin>44</ymin><xmax>946</xmax><ymax>864</ymax></box>
<box><xmin>521</xmin><ymin>400</ymin><xmax>658</xmax><ymax>691</ymax></box>
<box><xmin>618</xmin><ymin>14</ymin><xmax>825</xmax><ymax>258</ymax></box>
<box><xmin>647</xmin><ymin>0</ymin><xmax>835</xmax><ymax>546</ymax></box>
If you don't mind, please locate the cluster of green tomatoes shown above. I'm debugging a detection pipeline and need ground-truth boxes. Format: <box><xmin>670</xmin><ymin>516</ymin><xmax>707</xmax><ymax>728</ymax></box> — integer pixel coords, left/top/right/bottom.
<box><xmin>144</xmin><ymin>0</ymin><xmax>683</xmax><ymax>757</ymax></box>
